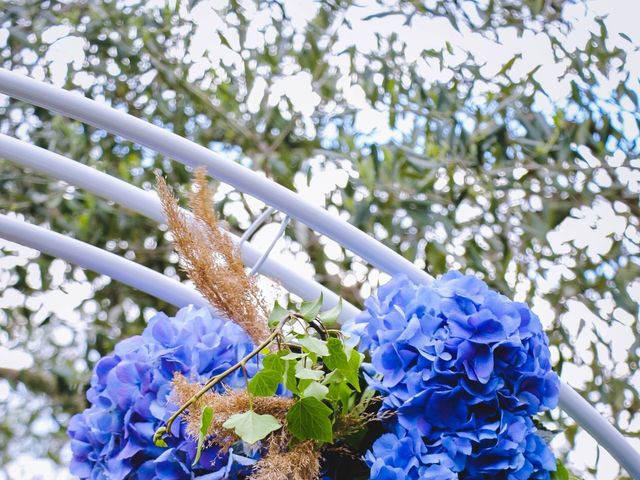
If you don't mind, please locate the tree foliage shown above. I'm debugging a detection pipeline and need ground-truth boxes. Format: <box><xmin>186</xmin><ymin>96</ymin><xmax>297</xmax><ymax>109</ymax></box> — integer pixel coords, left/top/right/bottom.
<box><xmin>0</xmin><ymin>0</ymin><xmax>638</xmax><ymax>477</ymax></box>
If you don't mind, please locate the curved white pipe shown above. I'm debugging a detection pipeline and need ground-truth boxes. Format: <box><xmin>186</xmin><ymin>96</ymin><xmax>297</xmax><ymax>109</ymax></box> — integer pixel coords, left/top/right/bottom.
<box><xmin>559</xmin><ymin>383</ymin><xmax>640</xmax><ymax>479</ymax></box>
<box><xmin>0</xmin><ymin>133</ymin><xmax>359</xmax><ymax>321</ymax></box>
<box><xmin>249</xmin><ymin>215</ymin><xmax>290</xmax><ymax>276</ymax></box>
<box><xmin>0</xmin><ymin>68</ymin><xmax>430</xmax><ymax>285</ymax></box>
<box><xmin>0</xmin><ymin>69</ymin><xmax>638</xmax><ymax>477</ymax></box>
<box><xmin>0</xmin><ymin>214</ymin><xmax>207</xmax><ymax>309</ymax></box>
<box><xmin>240</xmin><ymin>206</ymin><xmax>275</xmax><ymax>245</ymax></box>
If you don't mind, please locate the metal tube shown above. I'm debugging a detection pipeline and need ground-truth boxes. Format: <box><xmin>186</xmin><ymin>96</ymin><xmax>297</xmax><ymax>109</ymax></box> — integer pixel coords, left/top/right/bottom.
<box><xmin>559</xmin><ymin>383</ymin><xmax>640</xmax><ymax>479</ymax></box>
<box><xmin>0</xmin><ymin>214</ymin><xmax>207</xmax><ymax>309</ymax></box>
<box><xmin>0</xmin><ymin>133</ymin><xmax>359</xmax><ymax>321</ymax></box>
<box><xmin>0</xmin><ymin>68</ymin><xmax>430</xmax><ymax>284</ymax></box>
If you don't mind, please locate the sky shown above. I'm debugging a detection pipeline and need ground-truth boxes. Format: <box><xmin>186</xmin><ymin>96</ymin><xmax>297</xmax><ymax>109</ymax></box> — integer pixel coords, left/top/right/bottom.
<box><xmin>0</xmin><ymin>0</ymin><xmax>639</xmax><ymax>478</ymax></box>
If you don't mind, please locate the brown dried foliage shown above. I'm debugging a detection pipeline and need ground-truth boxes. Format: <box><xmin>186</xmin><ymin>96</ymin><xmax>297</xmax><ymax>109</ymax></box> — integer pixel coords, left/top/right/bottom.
<box><xmin>250</xmin><ymin>441</ymin><xmax>321</xmax><ymax>480</ymax></box>
<box><xmin>171</xmin><ymin>375</ymin><xmax>321</xmax><ymax>479</ymax></box>
<box><xmin>171</xmin><ymin>374</ymin><xmax>294</xmax><ymax>451</ymax></box>
<box><xmin>156</xmin><ymin>167</ymin><xmax>269</xmax><ymax>344</ymax></box>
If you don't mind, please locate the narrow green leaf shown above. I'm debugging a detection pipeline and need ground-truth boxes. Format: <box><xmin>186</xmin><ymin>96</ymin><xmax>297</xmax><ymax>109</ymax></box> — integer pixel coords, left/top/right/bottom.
<box><xmin>222</xmin><ymin>411</ymin><xmax>281</xmax><ymax>444</ymax></box>
<box><xmin>551</xmin><ymin>461</ymin><xmax>569</xmax><ymax>480</ymax></box>
<box><xmin>193</xmin><ymin>406</ymin><xmax>214</xmax><ymax>466</ymax></box>
<box><xmin>153</xmin><ymin>426</ymin><xmax>168</xmax><ymax>447</ymax></box>
<box><xmin>619</xmin><ymin>32</ymin><xmax>633</xmax><ymax>43</ymax></box>
<box><xmin>286</xmin><ymin>397</ymin><xmax>333</xmax><ymax>443</ymax></box>
<box><xmin>498</xmin><ymin>54</ymin><xmax>521</xmax><ymax>76</ymax></box>
<box><xmin>200</xmin><ymin>406</ymin><xmax>214</xmax><ymax>436</ymax></box>
<box><xmin>217</xmin><ymin>31</ymin><xmax>232</xmax><ymax>49</ymax></box>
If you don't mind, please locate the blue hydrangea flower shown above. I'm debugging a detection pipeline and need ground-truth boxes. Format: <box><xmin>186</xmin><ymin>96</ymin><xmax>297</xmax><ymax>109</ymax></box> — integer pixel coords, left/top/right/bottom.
<box><xmin>348</xmin><ymin>272</ymin><xmax>560</xmax><ymax>479</ymax></box>
<box><xmin>364</xmin><ymin>424</ymin><xmax>427</xmax><ymax>479</ymax></box>
<box><xmin>68</xmin><ymin>306</ymin><xmax>259</xmax><ymax>479</ymax></box>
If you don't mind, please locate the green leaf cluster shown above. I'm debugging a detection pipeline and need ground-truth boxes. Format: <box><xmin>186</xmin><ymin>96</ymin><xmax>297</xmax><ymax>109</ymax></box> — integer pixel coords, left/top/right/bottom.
<box><xmin>244</xmin><ymin>298</ymin><xmax>368</xmax><ymax>446</ymax></box>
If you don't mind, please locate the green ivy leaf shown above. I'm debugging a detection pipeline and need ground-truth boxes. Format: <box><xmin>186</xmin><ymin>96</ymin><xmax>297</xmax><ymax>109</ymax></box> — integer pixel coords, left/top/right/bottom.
<box><xmin>248</xmin><ymin>353</ymin><xmax>289</xmax><ymax>396</ymax></box>
<box><xmin>348</xmin><ymin>348</ymin><xmax>364</xmax><ymax>373</ymax></box>
<box><xmin>193</xmin><ymin>405</ymin><xmax>214</xmax><ymax>466</ymax></box>
<box><xmin>283</xmin><ymin>359</ymin><xmax>300</xmax><ymax>394</ymax></box>
<box><xmin>262</xmin><ymin>353</ymin><xmax>286</xmax><ymax>374</ymax></box>
<box><xmin>324</xmin><ymin>338</ymin><xmax>360</xmax><ymax>391</ymax></box>
<box><xmin>299</xmin><ymin>294</ymin><xmax>323</xmax><ymax>322</ymax></box>
<box><xmin>327</xmin><ymin>381</ymin><xmax>354</xmax><ymax>414</ymax></box>
<box><xmin>318</xmin><ymin>299</ymin><xmax>342</xmax><ymax>324</ymax></box>
<box><xmin>296</xmin><ymin>336</ymin><xmax>329</xmax><ymax>357</ymax></box>
<box><xmin>302</xmin><ymin>381</ymin><xmax>329</xmax><ymax>400</ymax></box>
<box><xmin>325</xmin><ymin>337</ymin><xmax>349</xmax><ymax>370</ymax></box>
<box><xmin>280</xmin><ymin>352</ymin><xmax>304</xmax><ymax>361</ymax></box>
<box><xmin>268</xmin><ymin>302</ymin><xmax>289</xmax><ymax>328</ymax></box>
<box><xmin>222</xmin><ymin>411</ymin><xmax>281</xmax><ymax>444</ymax></box>
<box><xmin>248</xmin><ymin>369</ymin><xmax>282</xmax><ymax>396</ymax></box>
<box><xmin>286</xmin><ymin>397</ymin><xmax>333</xmax><ymax>443</ymax></box>
<box><xmin>295</xmin><ymin>367</ymin><xmax>324</xmax><ymax>381</ymax></box>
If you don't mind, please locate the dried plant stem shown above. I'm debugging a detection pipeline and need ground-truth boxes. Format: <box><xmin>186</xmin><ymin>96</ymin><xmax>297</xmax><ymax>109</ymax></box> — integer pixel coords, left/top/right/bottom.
<box><xmin>156</xmin><ymin>168</ymin><xmax>270</xmax><ymax>343</ymax></box>
<box><xmin>157</xmin><ymin>314</ymin><xmax>292</xmax><ymax>443</ymax></box>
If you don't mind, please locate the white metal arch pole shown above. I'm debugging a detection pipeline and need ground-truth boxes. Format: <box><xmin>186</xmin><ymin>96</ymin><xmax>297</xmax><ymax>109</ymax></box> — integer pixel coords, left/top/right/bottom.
<box><xmin>559</xmin><ymin>384</ymin><xmax>640</xmax><ymax>479</ymax></box>
<box><xmin>1</xmin><ymin>69</ymin><xmax>639</xmax><ymax>477</ymax></box>
<box><xmin>0</xmin><ymin>68</ymin><xmax>429</xmax><ymax>285</ymax></box>
<box><xmin>0</xmin><ymin>133</ymin><xmax>359</xmax><ymax>321</ymax></box>
<box><xmin>0</xmin><ymin>214</ymin><xmax>207</xmax><ymax>309</ymax></box>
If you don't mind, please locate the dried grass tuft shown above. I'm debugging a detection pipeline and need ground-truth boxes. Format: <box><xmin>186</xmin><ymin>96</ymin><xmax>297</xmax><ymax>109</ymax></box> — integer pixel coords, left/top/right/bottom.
<box><xmin>156</xmin><ymin>167</ymin><xmax>269</xmax><ymax>343</ymax></box>
<box><xmin>172</xmin><ymin>375</ymin><xmax>320</xmax><ymax>478</ymax></box>
<box><xmin>249</xmin><ymin>440</ymin><xmax>321</xmax><ymax>480</ymax></box>
<box><xmin>171</xmin><ymin>374</ymin><xmax>294</xmax><ymax>452</ymax></box>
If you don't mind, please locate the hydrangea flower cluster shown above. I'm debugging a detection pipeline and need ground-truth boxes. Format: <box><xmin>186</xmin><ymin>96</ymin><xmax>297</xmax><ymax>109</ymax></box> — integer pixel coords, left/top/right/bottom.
<box><xmin>348</xmin><ymin>272</ymin><xmax>560</xmax><ymax>479</ymax></box>
<box><xmin>68</xmin><ymin>306</ymin><xmax>259</xmax><ymax>479</ymax></box>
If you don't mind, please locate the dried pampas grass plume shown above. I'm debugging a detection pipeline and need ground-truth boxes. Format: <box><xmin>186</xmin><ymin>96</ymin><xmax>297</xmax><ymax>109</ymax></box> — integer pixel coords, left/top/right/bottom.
<box><xmin>156</xmin><ymin>167</ymin><xmax>270</xmax><ymax>344</ymax></box>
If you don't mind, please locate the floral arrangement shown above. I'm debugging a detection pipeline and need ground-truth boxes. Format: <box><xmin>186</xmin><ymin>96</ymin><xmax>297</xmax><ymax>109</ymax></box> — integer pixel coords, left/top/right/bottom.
<box><xmin>68</xmin><ymin>169</ymin><xmax>567</xmax><ymax>479</ymax></box>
